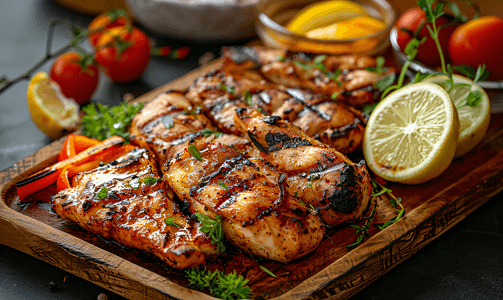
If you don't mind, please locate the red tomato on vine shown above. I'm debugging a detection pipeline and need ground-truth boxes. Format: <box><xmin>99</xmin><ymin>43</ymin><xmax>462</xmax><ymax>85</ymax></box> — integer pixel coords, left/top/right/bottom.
<box><xmin>94</xmin><ymin>27</ymin><xmax>151</xmax><ymax>84</ymax></box>
<box><xmin>394</xmin><ymin>7</ymin><xmax>457</xmax><ymax>68</ymax></box>
<box><xmin>88</xmin><ymin>9</ymin><xmax>129</xmax><ymax>48</ymax></box>
<box><xmin>50</xmin><ymin>51</ymin><xmax>99</xmax><ymax>105</ymax></box>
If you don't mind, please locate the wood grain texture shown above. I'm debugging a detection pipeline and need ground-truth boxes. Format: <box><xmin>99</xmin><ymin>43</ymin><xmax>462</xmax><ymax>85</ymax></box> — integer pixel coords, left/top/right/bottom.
<box><xmin>2</xmin><ymin>57</ymin><xmax>503</xmax><ymax>299</ymax></box>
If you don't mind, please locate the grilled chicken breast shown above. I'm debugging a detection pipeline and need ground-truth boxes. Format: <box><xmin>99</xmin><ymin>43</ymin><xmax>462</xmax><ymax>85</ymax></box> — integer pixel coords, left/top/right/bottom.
<box><xmin>221</xmin><ymin>46</ymin><xmax>397</xmax><ymax>108</ymax></box>
<box><xmin>51</xmin><ymin>147</ymin><xmax>218</xmax><ymax>269</ymax></box>
<box><xmin>186</xmin><ymin>70</ymin><xmax>366</xmax><ymax>153</ymax></box>
<box><xmin>234</xmin><ymin>108</ymin><xmax>373</xmax><ymax>227</ymax></box>
<box><xmin>164</xmin><ymin>140</ymin><xmax>325</xmax><ymax>262</ymax></box>
<box><xmin>130</xmin><ymin>91</ymin><xmax>259</xmax><ymax>167</ymax></box>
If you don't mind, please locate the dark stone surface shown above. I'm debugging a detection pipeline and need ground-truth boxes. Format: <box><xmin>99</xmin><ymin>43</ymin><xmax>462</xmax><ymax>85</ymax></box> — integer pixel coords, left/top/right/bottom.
<box><xmin>0</xmin><ymin>1</ymin><xmax>502</xmax><ymax>299</ymax></box>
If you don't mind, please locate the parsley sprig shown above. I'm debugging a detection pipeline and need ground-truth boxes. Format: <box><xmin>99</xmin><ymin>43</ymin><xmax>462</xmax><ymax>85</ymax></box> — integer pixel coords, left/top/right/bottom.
<box><xmin>294</xmin><ymin>55</ymin><xmax>342</xmax><ymax>86</ymax></box>
<box><xmin>81</xmin><ymin>101</ymin><xmax>144</xmax><ymax>142</ymax></box>
<box><xmin>186</xmin><ymin>267</ymin><xmax>252</xmax><ymax>300</ymax></box>
<box><xmin>194</xmin><ymin>213</ymin><xmax>226</xmax><ymax>253</ymax></box>
<box><xmin>165</xmin><ymin>216</ymin><xmax>182</xmax><ymax>228</ymax></box>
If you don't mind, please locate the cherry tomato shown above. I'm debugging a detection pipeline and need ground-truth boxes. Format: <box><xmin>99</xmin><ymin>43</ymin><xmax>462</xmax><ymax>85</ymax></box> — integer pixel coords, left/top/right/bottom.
<box><xmin>94</xmin><ymin>27</ymin><xmax>151</xmax><ymax>84</ymax></box>
<box><xmin>50</xmin><ymin>51</ymin><xmax>99</xmax><ymax>105</ymax></box>
<box><xmin>88</xmin><ymin>10</ymin><xmax>128</xmax><ymax>48</ymax></box>
<box><xmin>449</xmin><ymin>16</ymin><xmax>503</xmax><ymax>81</ymax></box>
<box><xmin>394</xmin><ymin>7</ymin><xmax>457</xmax><ymax>68</ymax></box>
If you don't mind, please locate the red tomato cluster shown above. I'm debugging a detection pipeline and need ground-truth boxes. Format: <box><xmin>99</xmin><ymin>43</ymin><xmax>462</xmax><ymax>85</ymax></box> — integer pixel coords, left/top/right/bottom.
<box><xmin>394</xmin><ymin>7</ymin><xmax>457</xmax><ymax>68</ymax></box>
<box><xmin>395</xmin><ymin>7</ymin><xmax>503</xmax><ymax>81</ymax></box>
<box><xmin>49</xmin><ymin>10</ymin><xmax>152</xmax><ymax>105</ymax></box>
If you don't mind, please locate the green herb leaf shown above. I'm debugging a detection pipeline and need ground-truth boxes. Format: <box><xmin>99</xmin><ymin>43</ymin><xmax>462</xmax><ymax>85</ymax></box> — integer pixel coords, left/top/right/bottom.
<box><xmin>473</xmin><ymin>64</ymin><xmax>489</xmax><ymax>83</ymax></box>
<box><xmin>97</xmin><ymin>186</ymin><xmax>108</xmax><ymax>199</ymax></box>
<box><xmin>331</xmin><ymin>92</ymin><xmax>339</xmax><ymax>100</ymax></box>
<box><xmin>220</xmin><ymin>83</ymin><xmax>235</xmax><ymax>94</ymax></box>
<box><xmin>366</xmin><ymin>56</ymin><xmax>386</xmax><ymax>74</ymax></box>
<box><xmin>374</xmin><ymin>74</ymin><xmax>396</xmax><ymax>92</ymax></box>
<box><xmin>259</xmin><ymin>266</ymin><xmax>277</xmax><ymax>278</ymax></box>
<box><xmin>275</xmin><ymin>56</ymin><xmax>287</xmax><ymax>62</ymax></box>
<box><xmin>126</xmin><ymin>178</ymin><xmax>141</xmax><ymax>189</ymax></box>
<box><xmin>194</xmin><ymin>213</ymin><xmax>225</xmax><ymax>253</ymax></box>
<box><xmin>346</xmin><ymin>206</ymin><xmax>375</xmax><ymax>247</ymax></box>
<box><xmin>466</xmin><ymin>90</ymin><xmax>482</xmax><ymax>107</ymax></box>
<box><xmin>413</xmin><ymin>71</ymin><xmax>434</xmax><ymax>83</ymax></box>
<box><xmin>186</xmin><ymin>268</ymin><xmax>252</xmax><ymax>300</ymax></box>
<box><xmin>188</xmin><ymin>144</ymin><xmax>202</xmax><ymax>161</ymax></box>
<box><xmin>165</xmin><ymin>216</ymin><xmax>182</xmax><ymax>228</ymax></box>
<box><xmin>143</xmin><ymin>176</ymin><xmax>160</xmax><ymax>185</ymax></box>
<box><xmin>258</xmin><ymin>107</ymin><xmax>268</xmax><ymax>116</ymax></box>
<box><xmin>243</xmin><ymin>91</ymin><xmax>253</xmax><ymax>106</ymax></box>
<box><xmin>199</xmin><ymin>128</ymin><xmax>223</xmax><ymax>138</ymax></box>
<box><xmin>219</xmin><ymin>181</ymin><xmax>229</xmax><ymax>190</ymax></box>
<box><xmin>313</xmin><ymin>55</ymin><xmax>327</xmax><ymax>65</ymax></box>
<box><xmin>294</xmin><ymin>60</ymin><xmax>314</xmax><ymax>70</ymax></box>
<box><xmin>446</xmin><ymin>2</ymin><xmax>467</xmax><ymax>22</ymax></box>
<box><xmin>81</xmin><ymin>101</ymin><xmax>144</xmax><ymax>142</ymax></box>
<box><xmin>108</xmin><ymin>8</ymin><xmax>127</xmax><ymax>22</ymax></box>
<box><xmin>362</xmin><ymin>103</ymin><xmax>378</xmax><ymax>115</ymax></box>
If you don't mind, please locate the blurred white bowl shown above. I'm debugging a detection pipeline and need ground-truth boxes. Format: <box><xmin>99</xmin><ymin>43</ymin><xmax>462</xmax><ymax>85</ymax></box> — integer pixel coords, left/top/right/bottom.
<box><xmin>126</xmin><ymin>0</ymin><xmax>258</xmax><ymax>42</ymax></box>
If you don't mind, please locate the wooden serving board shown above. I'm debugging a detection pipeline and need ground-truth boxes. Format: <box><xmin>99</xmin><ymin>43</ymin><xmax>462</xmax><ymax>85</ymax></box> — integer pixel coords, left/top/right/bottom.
<box><xmin>1</xmin><ymin>58</ymin><xmax>503</xmax><ymax>300</ymax></box>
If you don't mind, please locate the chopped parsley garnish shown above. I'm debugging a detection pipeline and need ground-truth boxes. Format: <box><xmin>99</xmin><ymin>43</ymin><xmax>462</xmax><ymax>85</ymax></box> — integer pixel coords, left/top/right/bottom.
<box><xmin>219</xmin><ymin>181</ymin><xmax>229</xmax><ymax>190</ymax></box>
<box><xmin>165</xmin><ymin>216</ymin><xmax>182</xmax><ymax>228</ymax></box>
<box><xmin>194</xmin><ymin>213</ymin><xmax>225</xmax><ymax>253</ymax></box>
<box><xmin>365</xmin><ymin>56</ymin><xmax>386</xmax><ymax>74</ymax></box>
<box><xmin>97</xmin><ymin>186</ymin><xmax>109</xmax><ymax>199</ymax></box>
<box><xmin>199</xmin><ymin>128</ymin><xmax>223</xmax><ymax>138</ymax></box>
<box><xmin>243</xmin><ymin>91</ymin><xmax>253</xmax><ymax>106</ymax></box>
<box><xmin>143</xmin><ymin>176</ymin><xmax>160</xmax><ymax>185</ymax></box>
<box><xmin>220</xmin><ymin>83</ymin><xmax>235</xmax><ymax>94</ymax></box>
<box><xmin>185</xmin><ymin>267</ymin><xmax>252</xmax><ymax>299</ymax></box>
<box><xmin>81</xmin><ymin>101</ymin><xmax>143</xmax><ymax>142</ymax></box>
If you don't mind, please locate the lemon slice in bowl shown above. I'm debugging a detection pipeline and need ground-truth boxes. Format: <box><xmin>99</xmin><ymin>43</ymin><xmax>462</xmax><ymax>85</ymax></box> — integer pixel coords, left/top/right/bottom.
<box><xmin>27</xmin><ymin>72</ymin><xmax>80</xmax><ymax>140</ymax></box>
<box><xmin>286</xmin><ymin>0</ymin><xmax>368</xmax><ymax>34</ymax></box>
<box><xmin>363</xmin><ymin>82</ymin><xmax>459</xmax><ymax>185</ymax></box>
<box><xmin>424</xmin><ymin>74</ymin><xmax>491</xmax><ymax>158</ymax></box>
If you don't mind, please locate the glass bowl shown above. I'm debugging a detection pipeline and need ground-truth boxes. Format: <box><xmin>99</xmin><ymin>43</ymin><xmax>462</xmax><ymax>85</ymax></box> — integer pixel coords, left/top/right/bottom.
<box><xmin>255</xmin><ymin>0</ymin><xmax>396</xmax><ymax>55</ymax></box>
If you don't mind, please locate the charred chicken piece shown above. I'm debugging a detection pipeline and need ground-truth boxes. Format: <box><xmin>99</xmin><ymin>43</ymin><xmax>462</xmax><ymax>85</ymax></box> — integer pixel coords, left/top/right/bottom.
<box><xmin>234</xmin><ymin>108</ymin><xmax>373</xmax><ymax>227</ymax></box>
<box><xmin>164</xmin><ymin>140</ymin><xmax>325</xmax><ymax>262</ymax></box>
<box><xmin>51</xmin><ymin>147</ymin><xmax>218</xmax><ymax>269</ymax></box>
<box><xmin>221</xmin><ymin>46</ymin><xmax>397</xmax><ymax>108</ymax></box>
<box><xmin>186</xmin><ymin>71</ymin><xmax>366</xmax><ymax>153</ymax></box>
<box><xmin>130</xmin><ymin>91</ymin><xmax>259</xmax><ymax>167</ymax></box>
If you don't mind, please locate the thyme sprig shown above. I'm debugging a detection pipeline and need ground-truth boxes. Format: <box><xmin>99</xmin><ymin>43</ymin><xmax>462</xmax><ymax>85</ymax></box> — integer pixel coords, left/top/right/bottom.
<box><xmin>371</xmin><ymin>179</ymin><xmax>406</xmax><ymax>230</ymax></box>
<box><xmin>294</xmin><ymin>55</ymin><xmax>342</xmax><ymax>86</ymax></box>
<box><xmin>347</xmin><ymin>205</ymin><xmax>376</xmax><ymax>248</ymax></box>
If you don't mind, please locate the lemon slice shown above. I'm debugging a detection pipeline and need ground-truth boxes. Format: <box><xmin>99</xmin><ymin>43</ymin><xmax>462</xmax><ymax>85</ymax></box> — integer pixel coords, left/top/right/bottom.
<box><xmin>286</xmin><ymin>0</ymin><xmax>368</xmax><ymax>34</ymax></box>
<box><xmin>27</xmin><ymin>72</ymin><xmax>80</xmax><ymax>140</ymax></box>
<box><xmin>424</xmin><ymin>74</ymin><xmax>491</xmax><ymax>158</ymax></box>
<box><xmin>305</xmin><ymin>15</ymin><xmax>385</xmax><ymax>39</ymax></box>
<box><xmin>363</xmin><ymin>82</ymin><xmax>459</xmax><ymax>184</ymax></box>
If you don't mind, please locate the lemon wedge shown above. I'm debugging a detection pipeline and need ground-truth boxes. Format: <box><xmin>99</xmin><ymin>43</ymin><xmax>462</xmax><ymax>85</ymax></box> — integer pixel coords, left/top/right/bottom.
<box><xmin>363</xmin><ymin>82</ymin><xmax>459</xmax><ymax>184</ymax></box>
<box><xmin>305</xmin><ymin>15</ymin><xmax>385</xmax><ymax>39</ymax></box>
<box><xmin>27</xmin><ymin>72</ymin><xmax>80</xmax><ymax>140</ymax></box>
<box><xmin>287</xmin><ymin>0</ymin><xmax>368</xmax><ymax>34</ymax></box>
<box><xmin>424</xmin><ymin>74</ymin><xmax>490</xmax><ymax>157</ymax></box>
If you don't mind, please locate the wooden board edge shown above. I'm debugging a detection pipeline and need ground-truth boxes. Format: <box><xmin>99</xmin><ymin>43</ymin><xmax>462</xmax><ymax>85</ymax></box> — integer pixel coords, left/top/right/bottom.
<box><xmin>0</xmin><ymin>202</ymin><xmax>218</xmax><ymax>300</ymax></box>
<box><xmin>275</xmin><ymin>150</ymin><xmax>503</xmax><ymax>299</ymax></box>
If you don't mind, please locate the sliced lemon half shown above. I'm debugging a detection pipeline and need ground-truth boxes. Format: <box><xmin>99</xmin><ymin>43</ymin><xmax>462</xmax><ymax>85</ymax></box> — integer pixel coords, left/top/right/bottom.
<box><xmin>27</xmin><ymin>72</ymin><xmax>80</xmax><ymax>140</ymax></box>
<box><xmin>286</xmin><ymin>0</ymin><xmax>368</xmax><ymax>34</ymax></box>
<box><xmin>363</xmin><ymin>82</ymin><xmax>460</xmax><ymax>185</ymax></box>
<box><xmin>424</xmin><ymin>74</ymin><xmax>490</xmax><ymax>158</ymax></box>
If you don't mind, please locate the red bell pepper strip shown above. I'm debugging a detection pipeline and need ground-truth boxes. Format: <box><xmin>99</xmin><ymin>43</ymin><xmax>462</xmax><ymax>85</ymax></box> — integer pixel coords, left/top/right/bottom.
<box><xmin>16</xmin><ymin>136</ymin><xmax>125</xmax><ymax>200</ymax></box>
<box><xmin>58</xmin><ymin>134</ymin><xmax>100</xmax><ymax>161</ymax></box>
<box><xmin>55</xmin><ymin>144</ymin><xmax>137</xmax><ymax>193</ymax></box>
